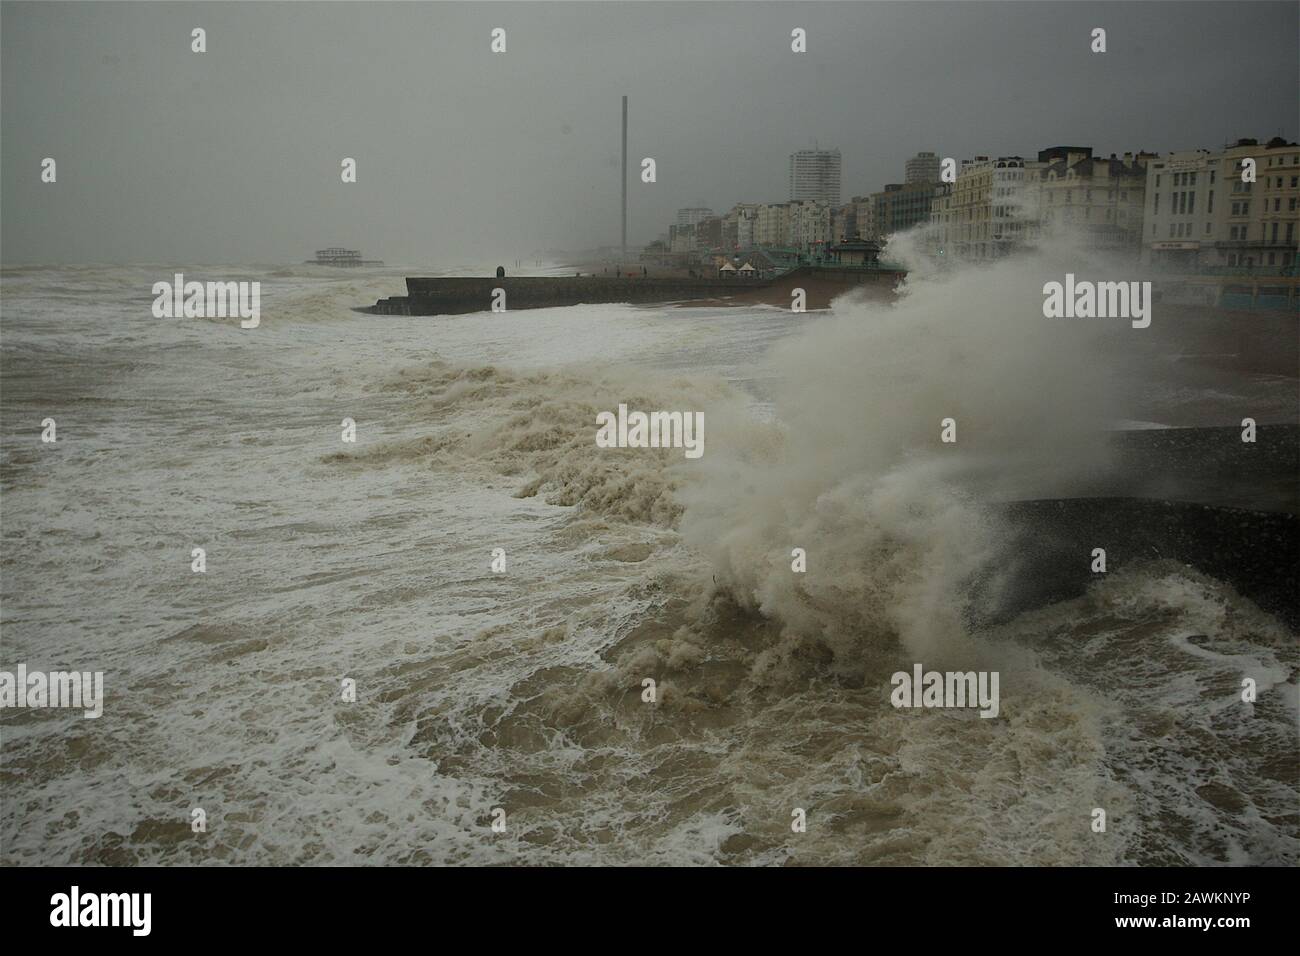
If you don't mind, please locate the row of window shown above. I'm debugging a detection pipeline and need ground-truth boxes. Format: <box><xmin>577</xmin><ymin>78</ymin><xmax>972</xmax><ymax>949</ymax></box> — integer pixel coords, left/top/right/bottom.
<box><xmin>1045</xmin><ymin>208</ymin><xmax>1128</xmax><ymax>222</ymax></box>
<box><xmin>1229</xmin><ymin>198</ymin><xmax>1296</xmax><ymax>215</ymax></box>
<box><xmin>1048</xmin><ymin>189</ymin><xmax>1133</xmax><ymax>202</ymax></box>
<box><xmin>1156</xmin><ymin>170</ymin><xmax>1214</xmax><ymax>189</ymax></box>
<box><xmin>1156</xmin><ymin>192</ymin><xmax>1299</xmax><ymax>217</ymax></box>
<box><xmin>1155</xmin><ymin>221</ymin><xmax>1297</xmax><ymax>243</ymax></box>
<box><xmin>1224</xmin><ymin>252</ymin><xmax>1288</xmax><ymax>267</ymax></box>
<box><xmin>1226</xmin><ymin>222</ymin><xmax>1295</xmax><ymax>242</ymax></box>
<box><xmin>1154</xmin><ymin>190</ymin><xmax>1207</xmax><ymax>216</ymax></box>
<box><xmin>1155</xmin><ymin>173</ymin><xmax>1300</xmax><ymax>192</ymax></box>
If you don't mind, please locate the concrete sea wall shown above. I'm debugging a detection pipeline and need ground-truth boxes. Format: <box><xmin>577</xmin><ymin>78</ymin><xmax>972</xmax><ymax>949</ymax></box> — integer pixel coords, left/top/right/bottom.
<box><xmin>364</xmin><ymin>266</ymin><xmax>906</xmax><ymax>315</ymax></box>
<box><xmin>369</xmin><ymin>275</ymin><xmax>776</xmax><ymax>315</ymax></box>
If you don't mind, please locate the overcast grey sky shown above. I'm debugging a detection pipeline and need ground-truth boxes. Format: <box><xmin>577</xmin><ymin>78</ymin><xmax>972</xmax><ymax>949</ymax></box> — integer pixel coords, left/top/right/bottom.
<box><xmin>2</xmin><ymin>1</ymin><xmax>1296</xmax><ymax>266</ymax></box>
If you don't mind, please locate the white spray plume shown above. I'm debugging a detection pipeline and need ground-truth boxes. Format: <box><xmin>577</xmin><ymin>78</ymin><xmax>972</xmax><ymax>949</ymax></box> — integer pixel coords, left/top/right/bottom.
<box><xmin>681</xmin><ymin>226</ymin><xmax>1145</xmax><ymax>667</ymax></box>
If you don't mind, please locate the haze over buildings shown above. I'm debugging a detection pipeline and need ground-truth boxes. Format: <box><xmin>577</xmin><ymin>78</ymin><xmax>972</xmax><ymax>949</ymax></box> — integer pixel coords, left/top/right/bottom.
<box><xmin>655</xmin><ymin>136</ymin><xmax>1297</xmax><ymax>294</ymax></box>
<box><xmin>1</xmin><ymin>1</ymin><xmax>1297</xmax><ymax>265</ymax></box>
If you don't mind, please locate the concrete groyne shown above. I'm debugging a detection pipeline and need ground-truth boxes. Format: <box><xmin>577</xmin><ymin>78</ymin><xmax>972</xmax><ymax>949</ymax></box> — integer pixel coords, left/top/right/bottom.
<box><xmin>362</xmin><ymin>264</ymin><xmax>907</xmax><ymax>315</ymax></box>
<box><xmin>365</xmin><ymin>275</ymin><xmax>777</xmax><ymax>315</ymax></box>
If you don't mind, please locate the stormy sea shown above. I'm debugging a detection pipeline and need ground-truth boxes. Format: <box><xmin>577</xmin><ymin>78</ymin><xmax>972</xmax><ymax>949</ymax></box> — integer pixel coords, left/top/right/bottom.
<box><xmin>1</xmin><ymin>243</ymin><xmax>1296</xmax><ymax>866</ymax></box>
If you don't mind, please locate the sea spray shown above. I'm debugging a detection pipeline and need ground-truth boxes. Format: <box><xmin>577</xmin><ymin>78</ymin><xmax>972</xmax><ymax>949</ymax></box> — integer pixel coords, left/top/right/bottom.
<box><xmin>680</xmin><ymin>230</ymin><xmax>1141</xmax><ymax>666</ymax></box>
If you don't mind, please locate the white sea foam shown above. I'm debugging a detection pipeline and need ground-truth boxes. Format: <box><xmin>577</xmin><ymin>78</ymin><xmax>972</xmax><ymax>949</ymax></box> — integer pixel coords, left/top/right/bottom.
<box><xmin>0</xmin><ymin>257</ymin><xmax>1293</xmax><ymax>866</ymax></box>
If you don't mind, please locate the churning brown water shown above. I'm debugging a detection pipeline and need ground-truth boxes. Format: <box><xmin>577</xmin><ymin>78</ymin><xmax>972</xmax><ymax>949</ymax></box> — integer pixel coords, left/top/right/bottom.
<box><xmin>1</xmin><ymin>247</ymin><xmax>1296</xmax><ymax>865</ymax></box>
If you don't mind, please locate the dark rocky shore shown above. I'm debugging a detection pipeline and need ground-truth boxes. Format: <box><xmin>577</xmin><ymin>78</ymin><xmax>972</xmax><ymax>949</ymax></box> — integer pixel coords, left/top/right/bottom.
<box><xmin>994</xmin><ymin>425</ymin><xmax>1298</xmax><ymax>628</ymax></box>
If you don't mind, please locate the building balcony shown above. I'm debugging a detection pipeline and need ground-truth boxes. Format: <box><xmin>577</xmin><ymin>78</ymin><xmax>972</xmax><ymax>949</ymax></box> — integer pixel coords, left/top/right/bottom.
<box><xmin>1214</xmin><ymin>239</ymin><xmax>1300</xmax><ymax>249</ymax></box>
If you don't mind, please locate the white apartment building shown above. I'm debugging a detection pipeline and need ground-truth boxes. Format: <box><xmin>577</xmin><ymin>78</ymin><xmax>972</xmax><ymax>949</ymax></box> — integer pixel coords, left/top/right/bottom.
<box><xmin>852</xmin><ymin>195</ymin><xmax>877</xmax><ymax>241</ymax></box>
<box><xmin>755</xmin><ymin>203</ymin><xmax>791</xmax><ymax>246</ymax></box>
<box><xmin>928</xmin><ymin>183</ymin><xmax>954</xmax><ymax>254</ymax></box>
<box><xmin>788</xmin><ymin>149</ymin><xmax>842</xmax><ymax>204</ymax></box>
<box><xmin>676</xmin><ymin>207</ymin><xmax>714</xmax><ymax>228</ymax></box>
<box><xmin>721</xmin><ymin>203</ymin><xmax>760</xmax><ymax>250</ymax></box>
<box><xmin>1037</xmin><ymin>146</ymin><xmax>1154</xmax><ymax>251</ymax></box>
<box><xmin>947</xmin><ymin>156</ymin><xmax>1040</xmax><ymax>259</ymax></box>
<box><xmin>905</xmin><ymin>151</ymin><xmax>940</xmax><ymax>185</ymax></box>
<box><xmin>832</xmin><ymin>203</ymin><xmax>852</xmax><ymax>243</ymax></box>
<box><xmin>1143</xmin><ymin>137</ymin><xmax>1300</xmax><ymax>270</ymax></box>
<box><xmin>668</xmin><ymin>222</ymin><xmax>698</xmax><ymax>253</ymax></box>
<box><xmin>788</xmin><ymin>199</ymin><xmax>832</xmax><ymax>248</ymax></box>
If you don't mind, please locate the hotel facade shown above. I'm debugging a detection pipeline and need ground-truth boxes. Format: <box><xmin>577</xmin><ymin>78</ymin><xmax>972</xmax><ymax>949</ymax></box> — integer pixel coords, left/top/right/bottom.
<box><xmin>1143</xmin><ymin>137</ymin><xmax>1299</xmax><ymax>271</ymax></box>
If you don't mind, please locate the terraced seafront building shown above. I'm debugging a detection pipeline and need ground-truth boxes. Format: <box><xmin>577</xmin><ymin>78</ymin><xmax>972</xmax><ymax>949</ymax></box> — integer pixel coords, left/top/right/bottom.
<box><xmin>1037</xmin><ymin>146</ymin><xmax>1154</xmax><ymax>252</ymax></box>
<box><xmin>1142</xmin><ymin>137</ymin><xmax>1300</xmax><ymax>273</ymax></box>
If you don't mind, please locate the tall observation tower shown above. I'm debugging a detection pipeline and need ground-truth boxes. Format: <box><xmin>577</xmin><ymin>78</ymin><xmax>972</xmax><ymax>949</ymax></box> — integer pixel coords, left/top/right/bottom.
<box><xmin>621</xmin><ymin>95</ymin><xmax>628</xmax><ymax>265</ymax></box>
